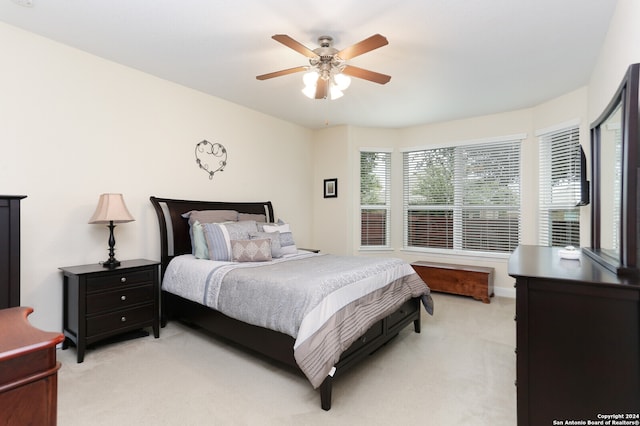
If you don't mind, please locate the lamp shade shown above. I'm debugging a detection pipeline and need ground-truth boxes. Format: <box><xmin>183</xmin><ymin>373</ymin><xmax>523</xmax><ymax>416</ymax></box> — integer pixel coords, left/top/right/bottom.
<box><xmin>88</xmin><ymin>193</ymin><xmax>135</xmax><ymax>224</ymax></box>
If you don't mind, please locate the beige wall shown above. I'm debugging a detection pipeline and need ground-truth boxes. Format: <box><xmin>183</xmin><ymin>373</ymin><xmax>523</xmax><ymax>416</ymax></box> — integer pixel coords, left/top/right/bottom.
<box><xmin>588</xmin><ymin>0</ymin><xmax>640</xmax><ymax>121</ymax></box>
<box><xmin>0</xmin><ymin>23</ymin><xmax>313</xmax><ymax>331</ymax></box>
<box><xmin>310</xmin><ymin>125</ymin><xmax>353</xmax><ymax>255</ymax></box>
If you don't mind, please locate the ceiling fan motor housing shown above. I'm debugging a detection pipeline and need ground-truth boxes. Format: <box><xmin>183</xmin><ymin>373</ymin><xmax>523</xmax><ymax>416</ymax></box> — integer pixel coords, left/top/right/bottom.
<box><xmin>310</xmin><ymin>36</ymin><xmax>345</xmax><ymax>79</ymax></box>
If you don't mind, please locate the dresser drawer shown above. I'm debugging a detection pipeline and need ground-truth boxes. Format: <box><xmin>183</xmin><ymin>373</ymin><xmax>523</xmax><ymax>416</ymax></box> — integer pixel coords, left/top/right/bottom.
<box><xmin>86</xmin><ymin>284</ymin><xmax>154</xmax><ymax>314</ymax></box>
<box><xmin>86</xmin><ymin>268</ymin><xmax>154</xmax><ymax>293</ymax></box>
<box><xmin>87</xmin><ymin>304</ymin><xmax>154</xmax><ymax>337</ymax></box>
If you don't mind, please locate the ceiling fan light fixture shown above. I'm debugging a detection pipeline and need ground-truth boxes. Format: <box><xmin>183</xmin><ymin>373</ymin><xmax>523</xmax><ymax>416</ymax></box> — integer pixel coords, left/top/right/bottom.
<box><xmin>302</xmin><ymin>85</ymin><xmax>317</xmax><ymax>99</ymax></box>
<box><xmin>333</xmin><ymin>73</ymin><xmax>351</xmax><ymax>90</ymax></box>
<box><xmin>258</xmin><ymin>33</ymin><xmax>390</xmax><ymax>100</ymax></box>
<box><xmin>302</xmin><ymin>67</ymin><xmax>351</xmax><ymax>100</ymax></box>
<box><xmin>303</xmin><ymin>71</ymin><xmax>319</xmax><ymax>87</ymax></box>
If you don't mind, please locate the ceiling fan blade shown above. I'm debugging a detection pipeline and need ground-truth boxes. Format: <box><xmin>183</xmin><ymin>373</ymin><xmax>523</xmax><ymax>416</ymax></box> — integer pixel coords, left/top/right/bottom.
<box><xmin>337</xmin><ymin>34</ymin><xmax>389</xmax><ymax>60</ymax></box>
<box><xmin>342</xmin><ymin>65</ymin><xmax>391</xmax><ymax>84</ymax></box>
<box><xmin>272</xmin><ymin>34</ymin><xmax>317</xmax><ymax>58</ymax></box>
<box><xmin>315</xmin><ymin>78</ymin><xmax>328</xmax><ymax>99</ymax></box>
<box><xmin>256</xmin><ymin>66</ymin><xmax>308</xmax><ymax>80</ymax></box>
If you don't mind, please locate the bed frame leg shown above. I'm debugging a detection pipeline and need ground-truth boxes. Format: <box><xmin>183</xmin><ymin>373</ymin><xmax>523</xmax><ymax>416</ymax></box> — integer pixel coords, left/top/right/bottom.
<box><xmin>320</xmin><ymin>375</ymin><xmax>333</xmax><ymax>411</ymax></box>
<box><xmin>413</xmin><ymin>318</ymin><xmax>421</xmax><ymax>333</ymax></box>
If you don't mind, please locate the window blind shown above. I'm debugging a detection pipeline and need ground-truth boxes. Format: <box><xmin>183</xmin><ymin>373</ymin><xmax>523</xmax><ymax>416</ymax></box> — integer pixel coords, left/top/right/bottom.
<box><xmin>360</xmin><ymin>151</ymin><xmax>391</xmax><ymax>248</ymax></box>
<box><xmin>403</xmin><ymin>139</ymin><xmax>521</xmax><ymax>253</ymax></box>
<box><xmin>538</xmin><ymin>126</ymin><xmax>581</xmax><ymax>247</ymax></box>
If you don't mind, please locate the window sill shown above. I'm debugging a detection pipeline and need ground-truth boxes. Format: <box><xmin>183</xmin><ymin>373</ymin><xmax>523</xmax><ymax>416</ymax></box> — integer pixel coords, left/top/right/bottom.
<box><xmin>358</xmin><ymin>247</ymin><xmax>395</xmax><ymax>253</ymax></box>
<box><xmin>400</xmin><ymin>247</ymin><xmax>511</xmax><ymax>261</ymax></box>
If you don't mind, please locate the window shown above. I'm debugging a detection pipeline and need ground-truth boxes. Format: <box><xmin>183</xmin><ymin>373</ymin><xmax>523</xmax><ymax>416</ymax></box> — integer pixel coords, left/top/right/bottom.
<box><xmin>360</xmin><ymin>150</ymin><xmax>391</xmax><ymax>248</ymax></box>
<box><xmin>403</xmin><ymin>137</ymin><xmax>522</xmax><ymax>254</ymax></box>
<box><xmin>538</xmin><ymin>125</ymin><xmax>582</xmax><ymax>247</ymax></box>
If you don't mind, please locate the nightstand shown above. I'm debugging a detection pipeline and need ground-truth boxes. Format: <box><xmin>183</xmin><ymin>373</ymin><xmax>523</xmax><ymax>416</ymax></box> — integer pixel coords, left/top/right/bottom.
<box><xmin>59</xmin><ymin>259</ymin><xmax>160</xmax><ymax>363</ymax></box>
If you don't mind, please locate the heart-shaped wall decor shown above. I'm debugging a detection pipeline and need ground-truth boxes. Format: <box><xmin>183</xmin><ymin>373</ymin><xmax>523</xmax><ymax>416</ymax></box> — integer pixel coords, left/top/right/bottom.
<box><xmin>195</xmin><ymin>140</ymin><xmax>227</xmax><ymax>180</ymax></box>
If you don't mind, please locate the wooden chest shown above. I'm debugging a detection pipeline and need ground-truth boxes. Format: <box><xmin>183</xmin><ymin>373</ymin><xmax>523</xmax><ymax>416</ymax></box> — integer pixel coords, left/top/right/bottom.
<box><xmin>412</xmin><ymin>261</ymin><xmax>494</xmax><ymax>303</ymax></box>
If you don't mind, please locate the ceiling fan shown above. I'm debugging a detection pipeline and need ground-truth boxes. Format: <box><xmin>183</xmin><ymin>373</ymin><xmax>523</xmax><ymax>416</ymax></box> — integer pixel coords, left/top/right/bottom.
<box><xmin>256</xmin><ymin>34</ymin><xmax>391</xmax><ymax>100</ymax></box>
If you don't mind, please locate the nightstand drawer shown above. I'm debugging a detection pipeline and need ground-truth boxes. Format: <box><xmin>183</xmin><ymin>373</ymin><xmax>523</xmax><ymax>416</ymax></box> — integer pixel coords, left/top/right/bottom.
<box><xmin>86</xmin><ymin>268</ymin><xmax>154</xmax><ymax>293</ymax></box>
<box><xmin>86</xmin><ymin>284</ymin><xmax>154</xmax><ymax>314</ymax></box>
<box><xmin>87</xmin><ymin>304</ymin><xmax>154</xmax><ymax>337</ymax></box>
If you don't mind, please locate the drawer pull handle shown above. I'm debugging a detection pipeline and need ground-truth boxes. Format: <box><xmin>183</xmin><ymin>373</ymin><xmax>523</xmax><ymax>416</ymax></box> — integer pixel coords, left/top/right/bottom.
<box><xmin>121</xmin><ymin>316</ymin><xmax>127</xmax><ymax>322</ymax></box>
<box><xmin>361</xmin><ymin>336</ymin><xmax>367</xmax><ymax>343</ymax></box>
<box><xmin>121</xmin><ymin>277</ymin><xmax>127</xmax><ymax>283</ymax></box>
<box><xmin>121</xmin><ymin>295</ymin><xmax>127</xmax><ymax>301</ymax></box>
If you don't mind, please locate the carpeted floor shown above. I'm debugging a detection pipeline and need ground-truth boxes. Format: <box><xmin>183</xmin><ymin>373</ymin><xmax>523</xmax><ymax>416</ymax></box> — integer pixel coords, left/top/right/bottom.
<box><xmin>57</xmin><ymin>293</ymin><xmax>517</xmax><ymax>425</ymax></box>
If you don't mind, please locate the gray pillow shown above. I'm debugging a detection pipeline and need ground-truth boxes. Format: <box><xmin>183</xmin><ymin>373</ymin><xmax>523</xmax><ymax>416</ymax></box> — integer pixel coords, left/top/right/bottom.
<box><xmin>183</xmin><ymin>210</ymin><xmax>239</xmax><ymax>226</ymax></box>
<box><xmin>250</xmin><ymin>231</ymin><xmax>282</xmax><ymax>258</ymax></box>
<box><xmin>262</xmin><ymin>222</ymin><xmax>297</xmax><ymax>255</ymax></box>
<box><xmin>239</xmin><ymin>212</ymin><xmax>267</xmax><ymax>222</ymax></box>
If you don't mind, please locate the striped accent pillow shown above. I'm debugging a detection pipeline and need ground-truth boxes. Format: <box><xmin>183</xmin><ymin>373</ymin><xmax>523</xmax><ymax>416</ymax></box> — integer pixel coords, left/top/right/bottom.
<box><xmin>202</xmin><ymin>220</ymin><xmax>258</xmax><ymax>261</ymax></box>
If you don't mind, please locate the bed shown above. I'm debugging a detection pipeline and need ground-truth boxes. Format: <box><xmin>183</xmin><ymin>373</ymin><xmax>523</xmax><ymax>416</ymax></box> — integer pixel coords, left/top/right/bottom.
<box><xmin>149</xmin><ymin>196</ymin><xmax>433</xmax><ymax>410</ymax></box>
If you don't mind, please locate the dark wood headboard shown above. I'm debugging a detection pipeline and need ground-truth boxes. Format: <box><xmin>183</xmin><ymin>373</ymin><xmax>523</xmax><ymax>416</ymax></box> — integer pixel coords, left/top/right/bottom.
<box><xmin>149</xmin><ymin>196</ymin><xmax>274</xmax><ymax>275</ymax></box>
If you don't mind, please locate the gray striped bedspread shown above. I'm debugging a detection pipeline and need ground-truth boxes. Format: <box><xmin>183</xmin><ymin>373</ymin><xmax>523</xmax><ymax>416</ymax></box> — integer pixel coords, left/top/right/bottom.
<box><xmin>162</xmin><ymin>252</ymin><xmax>433</xmax><ymax>388</ymax></box>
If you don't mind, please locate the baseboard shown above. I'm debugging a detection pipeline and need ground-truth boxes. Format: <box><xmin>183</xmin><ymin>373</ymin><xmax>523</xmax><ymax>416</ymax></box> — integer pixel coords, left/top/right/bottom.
<box><xmin>494</xmin><ymin>286</ymin><xmax>515</xmax><ymax>299</ymax></box>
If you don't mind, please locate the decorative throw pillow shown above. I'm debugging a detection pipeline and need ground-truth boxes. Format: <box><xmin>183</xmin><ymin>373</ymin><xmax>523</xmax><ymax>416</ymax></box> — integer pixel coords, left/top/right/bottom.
<box><xmin>191</xmin><ymin>220</ymin><xmax>209</xmax><ymax>259</ymax></box>
<box><xmin>203</xmin><ymin>220</ymin><xmax>259</xmax><ymax>261</ymax></box>
<box><xmin>262</xmin><ymin>221</ymin><xmax>297</xmax><ymax>255</ymax></box>
<box><xmin>249</xmin><ymin>231</ymin><xmax>282</xmax><ymax>258</ymax></box>
<box><xmin>231</xmin><ymin>239</ymin><xmax>272</xmax><ymax>262</ymax></box>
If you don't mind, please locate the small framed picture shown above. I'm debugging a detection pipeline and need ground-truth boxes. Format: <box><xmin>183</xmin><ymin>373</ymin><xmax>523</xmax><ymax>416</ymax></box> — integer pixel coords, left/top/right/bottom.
<box><xmin>324</xmin><ymin>178</ymin><xmax>338</xmax><ymax>198</ymax></box>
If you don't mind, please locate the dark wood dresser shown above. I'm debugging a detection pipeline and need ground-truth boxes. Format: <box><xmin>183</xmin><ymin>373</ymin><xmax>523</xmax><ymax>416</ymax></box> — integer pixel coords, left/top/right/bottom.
<box><xmin>0</xmin><ymin>306</ymin><xmax>64</xmax><ymax>425</ymax></box>
<box><xmin>508</xmin><ymin>245</ymin><xmax>640</xmax><ymax>425</ymax></box>
<box><xmin>0</xmin><ymin>195</ymin><xmax>26</xmax><ymax>309</ymax></box>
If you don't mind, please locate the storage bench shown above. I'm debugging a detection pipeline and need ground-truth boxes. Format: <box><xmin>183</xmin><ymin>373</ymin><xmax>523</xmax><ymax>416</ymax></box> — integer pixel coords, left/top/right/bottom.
<box><xmin>412</xmin><ymin>261</ymin><xmax>494</xmax><ymax>303</ymax></box>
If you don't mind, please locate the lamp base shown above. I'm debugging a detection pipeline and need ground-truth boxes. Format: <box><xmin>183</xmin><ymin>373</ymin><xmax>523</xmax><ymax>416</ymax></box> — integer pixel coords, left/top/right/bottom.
<box><xmin>102</xmin><ymin>221</ymin><xmax>120</xmax><ymax>269</ymax></box>
<box><xmin>102</xmin><ymin>258</ymin><xmax>121</xmax><ymax>269</ymax></box>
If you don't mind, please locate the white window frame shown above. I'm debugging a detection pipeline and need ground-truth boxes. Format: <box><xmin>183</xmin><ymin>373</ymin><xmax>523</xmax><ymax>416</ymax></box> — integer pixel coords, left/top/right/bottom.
<box><xmin>359</xmin><ymin>149</ymin><xmax>392</xmax><ymax>250</ymax></box>
<box><xmin>537</xmin><ymin>121</ymin><xmax>582</xmax><ymax>247</ymax></box>
<box><xmin>402</xmin><ymin>135</ymin><xmax>523</xmax><ymax>256</ymax></box>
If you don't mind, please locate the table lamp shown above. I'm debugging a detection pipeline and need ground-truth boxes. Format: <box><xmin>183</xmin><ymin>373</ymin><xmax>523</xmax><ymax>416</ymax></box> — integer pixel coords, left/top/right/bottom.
<box><xmin>88</xmin><ymin>193</ymin><xmax>135</xmax><ymax>268</ymax></box>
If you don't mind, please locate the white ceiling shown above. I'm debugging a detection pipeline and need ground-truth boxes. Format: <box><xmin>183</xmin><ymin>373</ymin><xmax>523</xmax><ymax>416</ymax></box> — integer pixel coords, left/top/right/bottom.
<box><xmin>0</xmin><ymin>0</ymin><xmax>618</xmax><ymax>129</ymax></box>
